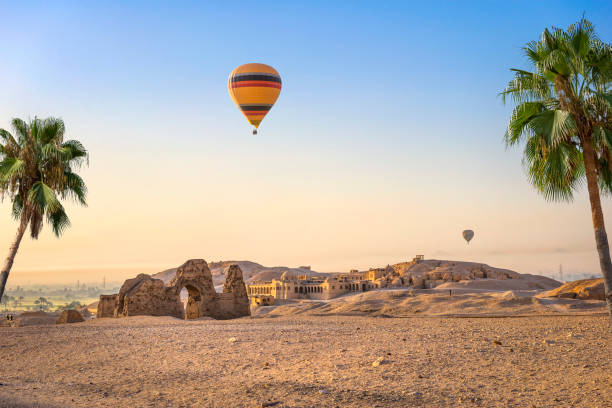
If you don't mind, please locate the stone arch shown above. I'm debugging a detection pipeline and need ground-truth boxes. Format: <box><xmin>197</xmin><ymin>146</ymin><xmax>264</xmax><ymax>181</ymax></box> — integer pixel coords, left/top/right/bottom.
<box><xmin>169</xmin><ymin>259</ymin><xmax>217</xmax><ymax>319</ymax></box>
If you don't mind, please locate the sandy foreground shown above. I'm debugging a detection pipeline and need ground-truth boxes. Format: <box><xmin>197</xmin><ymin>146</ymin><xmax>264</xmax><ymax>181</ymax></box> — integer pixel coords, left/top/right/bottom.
<box><xmin>1</xmin><ymin>313</ymin><xmax>611</xmax><ymax>408</ymax></box>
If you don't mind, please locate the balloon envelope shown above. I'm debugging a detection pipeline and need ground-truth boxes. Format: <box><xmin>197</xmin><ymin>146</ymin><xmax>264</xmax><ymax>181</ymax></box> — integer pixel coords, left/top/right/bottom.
<box><xmin>462</xmin><ymin>230</ymin><xmax>474</xmax><ymax>243</ymax></box>
<box><xmin>228</xmin><ymin>63</ymin><xmax>282</xmax><ymax>131</ymax></box>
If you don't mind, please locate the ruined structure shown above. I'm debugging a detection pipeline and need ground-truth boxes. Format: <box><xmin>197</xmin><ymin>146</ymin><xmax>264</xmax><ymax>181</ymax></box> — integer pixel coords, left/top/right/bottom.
<box><xmin>246</xmin><ymin>257</ymin><xmax>528</xmax><ymax>302</ymax></box>
<box><xmin>56</xmin><ymin>309</ymin><xmax>85</xmax><ymax>324</ymax></box>
<box><xmin>97</xmin><ymin>295</ymin><xmax>118</xmax><ymax>318</ymax></box>
<box><xmin>96</xmin><ymin>259</ymin><xmax>250</xmax><ymax>320</ymax></box>
<box><xmin>247</xmin><ymin>268</ymin><xmax>384</xmax><ymax>301</ymax></box>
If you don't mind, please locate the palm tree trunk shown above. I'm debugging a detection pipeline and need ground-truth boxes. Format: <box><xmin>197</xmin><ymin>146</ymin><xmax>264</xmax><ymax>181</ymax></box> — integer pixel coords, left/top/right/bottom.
<box><xmin>582</xmin><ymin>136</ymin><xmax>612</xmax><ymax>322</ymax></box>
<box><xmin>0</xmin><ymin>213</ymin><xmax>29</xmax><ymax>301</ymax></box>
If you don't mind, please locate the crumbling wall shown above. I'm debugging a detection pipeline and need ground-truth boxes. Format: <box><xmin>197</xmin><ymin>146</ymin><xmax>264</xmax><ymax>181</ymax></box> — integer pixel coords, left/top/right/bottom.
<box><xmin>221</xmin><ymin>264</ymin><xmax>250</xmax><ymax>318</ymax></box>
<box><xmin>99</xmin><ymin>259</ymin><xmax>250</xmax><ymax>320</ymax></box>
<box><xmin>97</xmin><ymin>294</ymin><xmax>118</xmax><ymax>318</ymax></box>
<box><xmin>114</xmin><ymin>274</ymin><xmax>183</xmax><ymax>318</ymax></box>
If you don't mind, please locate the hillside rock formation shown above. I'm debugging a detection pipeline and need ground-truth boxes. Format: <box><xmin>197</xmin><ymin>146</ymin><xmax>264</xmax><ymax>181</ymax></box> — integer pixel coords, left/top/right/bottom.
<box><xmin>388</xmin><ymin>259</ymin><xmax>522</xmax><ymax>289</ymax></box>
<box><xmin>153</xmin><ymin>261</ymin><xmax>326</xmax><ymax>285</ymax></box>
<box><xmin>539</xmin><ymin>278</ymin><xmax>604</xmax><ymax>300</ymax></box>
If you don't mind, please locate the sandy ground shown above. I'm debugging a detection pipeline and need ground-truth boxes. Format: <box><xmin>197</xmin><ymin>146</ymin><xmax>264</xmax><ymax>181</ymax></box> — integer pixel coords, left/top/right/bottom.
<box><xmin>0</xmin><ymin>313</ymin><xmax>610</xmax><ymax>408</ymax></box>
<box><xmin>251</xmin><ymin>289</ymin><xmax>607</xmax><ymax>318</ymax></box>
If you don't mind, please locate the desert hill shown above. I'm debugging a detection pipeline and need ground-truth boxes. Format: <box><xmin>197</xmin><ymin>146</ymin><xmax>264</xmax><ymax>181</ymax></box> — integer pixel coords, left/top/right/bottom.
<box><xmin>152</xmin><ymin>260</ymin><xmax>328</xmax><ymax>286</ymax></box>
<box><xmin>378</xmin><ymin>259</ymin><xmax>559</xmax><ymax>290</ymax></box>
<box><xmin>251</xmin><ymin>289</ymin><xmax>606</xmax><ymax>318</ymax></box>
<box><xmin>538</xmin><ymin>278</ymin><xmax>605</xmax><ymax>300</ymax></box>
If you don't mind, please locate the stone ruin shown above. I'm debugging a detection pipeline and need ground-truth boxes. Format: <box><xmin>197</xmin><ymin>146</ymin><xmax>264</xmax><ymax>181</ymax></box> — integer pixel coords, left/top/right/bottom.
<box><xmin>97</xmin><ymin>259</ymin><xmax>250</xmax><ymax>320</ymax></box>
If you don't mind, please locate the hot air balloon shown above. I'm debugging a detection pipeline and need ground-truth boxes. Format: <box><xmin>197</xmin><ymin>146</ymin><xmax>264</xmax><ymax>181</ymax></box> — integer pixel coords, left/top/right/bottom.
<box><xmin>462</xmin><ymin>230</ymin><xmax>474</xmax><ymax>244</ymax></box>
<box><xmin>228</xmin><ymin>63</ymin><xmax>282</xmax><ymax>134</ymax></box>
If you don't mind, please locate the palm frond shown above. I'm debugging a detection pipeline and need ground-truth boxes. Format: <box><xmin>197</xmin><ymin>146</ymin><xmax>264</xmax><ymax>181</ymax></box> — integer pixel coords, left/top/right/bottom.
<box><xmin>0</xmin><ymin>157</ymin><xmax>26</xmax><ymax>183</ymax></box>
<box><xmin>60</xmin><ymin>140</ymin><xmax>88</xmax><ymax>165</ymax></box>
<box><xmin>46</xmin><ymin>206</ymin><xmax>70</xmax><ymax>237</ymax></box>
<box><xmin>62</xmin><ymin>171</ymin><xmax>87</xmax><ymax>205</ymax></box>
<box><xmin>528</xmin><ymin>109</ymin><xmax>576</xmax><ymax>148</ymax></box>
<box><xmin>27</xmin><ymin>181</ymin><xmax>61</xmax><ymax>214</ymax></box>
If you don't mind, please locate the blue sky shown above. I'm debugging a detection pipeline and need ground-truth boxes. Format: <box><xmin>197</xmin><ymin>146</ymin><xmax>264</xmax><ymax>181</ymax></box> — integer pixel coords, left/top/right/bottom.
<box><xmin>1</xmin><ymin>1</ymin><xmax>611</xmax><ymax>284</ymax></box>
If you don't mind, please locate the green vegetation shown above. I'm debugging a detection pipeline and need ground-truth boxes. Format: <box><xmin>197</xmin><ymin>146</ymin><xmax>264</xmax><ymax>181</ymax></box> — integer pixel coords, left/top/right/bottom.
<box><xmin>0</xmin><ymin>118</ymin><xmax>88</xmax><ymax>300</ymax></box>
<box><xmin>501</xmin><ymin>17</ymin><xmax>612</xmax><ymax>320</ymax></box>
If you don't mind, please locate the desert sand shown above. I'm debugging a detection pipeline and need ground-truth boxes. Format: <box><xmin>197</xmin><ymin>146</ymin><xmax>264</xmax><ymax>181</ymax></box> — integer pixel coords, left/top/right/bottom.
<box><xmin>251</xmin><ymin>288</ymin><xmax>607</xmax><ymax>318</ymax></box>
<box><xmin>1</xmin><ymin>305</ymin><xmax>610</xmax><ymax>407</ymax></box>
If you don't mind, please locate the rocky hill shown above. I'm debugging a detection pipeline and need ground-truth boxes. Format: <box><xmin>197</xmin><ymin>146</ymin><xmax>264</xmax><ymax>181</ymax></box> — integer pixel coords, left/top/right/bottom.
<box><xmin>153</xmin><ymin>260</ymin><xmax>328</xmax><ymax>286</ymax></box>
<box><xmin>152</xmin><ymin>258</ymin><xmax>561</xmax><ymax>291</ymax></box>
<box><xmin>538</xmin><ymin>278</ymin><xmax>605</xmax><ymax>300</ymax></box>
<box><xmin>385</xmin><ymin>259</ymin><xmax>560</xmax><ymax>290</ymax></box>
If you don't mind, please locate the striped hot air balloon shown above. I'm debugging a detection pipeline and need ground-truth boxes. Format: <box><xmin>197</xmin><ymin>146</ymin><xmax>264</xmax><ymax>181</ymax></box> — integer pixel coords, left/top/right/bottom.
<box><xmin>228</xmin><ymin>63</ymin><xmax>282</xmax><ymax>134</ymax></box>
<box><xmin>462</xmin><ymin>229</ymin><xmax>474</xmax><ymax>244</ymax></box>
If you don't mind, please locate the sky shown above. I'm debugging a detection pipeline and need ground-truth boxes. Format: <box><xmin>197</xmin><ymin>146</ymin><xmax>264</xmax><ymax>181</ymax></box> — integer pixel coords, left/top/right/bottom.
<box><xmin>1</xmin><ymin>1</ymin><xmax>611</xmax><ymax>285</ymax></box>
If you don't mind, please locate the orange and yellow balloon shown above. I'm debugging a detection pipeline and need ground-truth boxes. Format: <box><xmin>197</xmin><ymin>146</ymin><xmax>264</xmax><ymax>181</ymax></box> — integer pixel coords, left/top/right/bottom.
<box><xmin>228</xmin><ymin>63</ymin><xmax>282</xmax><ymax>134</ymax></box>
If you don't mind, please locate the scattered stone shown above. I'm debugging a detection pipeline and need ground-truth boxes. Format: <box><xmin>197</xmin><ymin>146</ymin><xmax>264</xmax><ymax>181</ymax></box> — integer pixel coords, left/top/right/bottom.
<box><xmin>319</xmin><ymin>389</ymin><xmax>328</xmax><ymax>394</ymax></box>
<box><xmin>228</xmin><ymin>337</ymin><xmax>238</xmax><ymax>343</ymax></box>
<box><xmin>492</xmin><ymin>340</ymin><xmax>502</xmax><ymax>345</ymax></box>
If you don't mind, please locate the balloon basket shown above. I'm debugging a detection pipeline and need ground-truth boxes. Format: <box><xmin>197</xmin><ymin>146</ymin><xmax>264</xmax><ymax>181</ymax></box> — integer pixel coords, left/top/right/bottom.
<box><xmin>252</xmin><ymin>129</ymin><xmax>258</xmax><ymax>135</ymax></box>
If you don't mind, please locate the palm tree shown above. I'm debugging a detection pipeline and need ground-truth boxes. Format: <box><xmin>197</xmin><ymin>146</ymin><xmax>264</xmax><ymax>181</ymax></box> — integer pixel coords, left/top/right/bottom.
<box><xmin>501</xmin><ymin>18</ymin><xmax>612</xmax><ymax>321</ymax></box>
<box><xmin>0</xmin><ymin>117</ymin><xmax>88</xmax><ymax>299</ymax></box>
<box><xmin>34</xmin><ymin>297</ymin><xmax>49</xmax><ymax>311</ymax></box>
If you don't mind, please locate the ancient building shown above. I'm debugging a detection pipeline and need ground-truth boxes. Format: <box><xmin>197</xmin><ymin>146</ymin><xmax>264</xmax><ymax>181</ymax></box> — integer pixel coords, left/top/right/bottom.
<box><xmin>96</xmin><ymin>259</ymin><xmax>250</xmax><ymax>320</ymax></box>
<box><xmin>246</xmin><ymin>271</ymin><xmax>383</xmax><ymax>301</ymax></box>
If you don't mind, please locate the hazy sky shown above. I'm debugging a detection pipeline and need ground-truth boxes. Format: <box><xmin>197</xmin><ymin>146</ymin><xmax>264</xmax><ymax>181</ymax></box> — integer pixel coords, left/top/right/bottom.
<box><xmin>1</xmin><ymin>1</ymin><xmax>611</xmax><ymax>285</ymax></box>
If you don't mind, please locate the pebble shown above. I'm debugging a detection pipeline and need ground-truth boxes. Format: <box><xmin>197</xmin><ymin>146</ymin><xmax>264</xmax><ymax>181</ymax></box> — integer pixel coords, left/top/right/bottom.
<box><xmin>372</xmin><ymin>357</ymin><xmax>385</xmax><ymax>367</ymax></box>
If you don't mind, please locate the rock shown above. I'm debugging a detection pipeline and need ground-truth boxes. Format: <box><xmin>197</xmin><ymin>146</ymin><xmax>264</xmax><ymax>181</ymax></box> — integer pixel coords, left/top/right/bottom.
<box><xmin>78</xmin><ymin>306</ymin><xmax>92</xmax><ymax>319</ymax></box>
<box><xmin>539</xmin><ymin>278</ymin><xmax>605</xmax><ymax>300</ymax></box>
<box><xmin>372</xmin><ymin>357</ymin><xmax>385</xmax><ymax>367</ymax></box>
<box><xmin>56</xmin><ymin>310</ymin><xmax>85</xmax><ymax>324</ymax></box>
<box><xmin>228</xmin><ymin>337</ymin><xmax>237</xmax><ymax>343</ymax></box>
<box><xmin>493</xmin><ymin>340</ymin><xmax>502</xmax><ymax>345</ymax></box>
<box><xmin>14</xmin><ymin>311</ymin><xmax>58</xmax><ymax>327</ymax></box>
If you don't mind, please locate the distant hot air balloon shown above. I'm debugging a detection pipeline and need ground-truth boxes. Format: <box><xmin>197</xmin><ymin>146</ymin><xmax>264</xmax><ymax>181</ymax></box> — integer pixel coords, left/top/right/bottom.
<box><xmin>462</xmin><ymin>229</ymin><xmax>474</xmax><ymax>244</ymax></box>
<box><xmin>228</xmin><ymin>63</ymin><xmax>282</xmax><ymax>134</ymax></box>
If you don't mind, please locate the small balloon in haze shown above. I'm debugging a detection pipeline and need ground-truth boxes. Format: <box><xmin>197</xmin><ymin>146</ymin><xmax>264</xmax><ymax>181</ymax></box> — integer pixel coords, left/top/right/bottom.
<box><xmin>462</xmin><ymin>229</ymin><xmax>474</xmax><ymax>244</ymax></box>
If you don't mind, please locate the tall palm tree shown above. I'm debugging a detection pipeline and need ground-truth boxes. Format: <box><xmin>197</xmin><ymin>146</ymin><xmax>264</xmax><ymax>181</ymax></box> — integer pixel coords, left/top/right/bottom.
<box><xmin>501</xmin><ymin>18</ymin><xmax>612</xmax><ymax>320</ymax></box>
<box><xmin>0</xmin><ymin>117</ymin><xmax>88</xmax><ymax>299</ymax></box>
